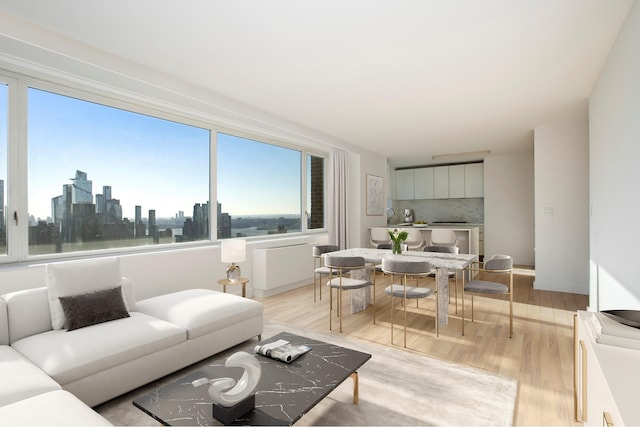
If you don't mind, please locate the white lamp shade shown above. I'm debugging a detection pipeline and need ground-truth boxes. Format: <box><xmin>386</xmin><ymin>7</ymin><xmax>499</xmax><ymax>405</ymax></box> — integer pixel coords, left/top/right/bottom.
<box><xmin>221</xmin><ymin>238</ymin><xmax>246</xmax><ymax>263</ymax></box>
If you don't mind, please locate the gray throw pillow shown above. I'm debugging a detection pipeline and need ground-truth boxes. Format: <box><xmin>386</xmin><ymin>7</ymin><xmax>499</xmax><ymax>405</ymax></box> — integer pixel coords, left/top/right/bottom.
<box><xmin>59</xmin><ymin>286</ymin><xmax>130</xmax><ymax>331</ymax></box>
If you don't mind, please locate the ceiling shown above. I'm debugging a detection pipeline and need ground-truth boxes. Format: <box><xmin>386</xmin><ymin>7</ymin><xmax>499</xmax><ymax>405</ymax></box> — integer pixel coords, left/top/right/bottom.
<box><xmin>0</xmin><ymin>0</ymin><xmax>633</xmax><ymax>167</ymax></box>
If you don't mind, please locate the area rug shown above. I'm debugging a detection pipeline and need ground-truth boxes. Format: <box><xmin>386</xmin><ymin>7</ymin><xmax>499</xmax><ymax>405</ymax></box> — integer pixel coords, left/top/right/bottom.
<box><xmin>96</xmin><ymin>319</ymin><xmax>518</xmax><ymax>426</ymax></box>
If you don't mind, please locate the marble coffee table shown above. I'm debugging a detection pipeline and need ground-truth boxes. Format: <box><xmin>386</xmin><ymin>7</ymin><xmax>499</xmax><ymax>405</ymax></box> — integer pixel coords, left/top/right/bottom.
<box><xmin>133</xmin><ymin>332</ymin><xmax>371</xmax><ymax>426</ymax></box>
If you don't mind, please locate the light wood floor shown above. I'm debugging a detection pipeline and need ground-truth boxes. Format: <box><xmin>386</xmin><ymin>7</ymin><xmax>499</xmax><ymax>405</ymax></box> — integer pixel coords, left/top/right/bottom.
<box><xmin>255</xmin><ymin>266</ymin><xmax>588</xmax><ymax>426</ymax></box>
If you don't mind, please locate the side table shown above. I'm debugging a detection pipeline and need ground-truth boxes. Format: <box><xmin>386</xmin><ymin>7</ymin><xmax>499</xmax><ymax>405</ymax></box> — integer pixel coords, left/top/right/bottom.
<box><xmin>217</xmin><ymin>277</ymin><xmax>249</xmax><ymax>297</ymax></box>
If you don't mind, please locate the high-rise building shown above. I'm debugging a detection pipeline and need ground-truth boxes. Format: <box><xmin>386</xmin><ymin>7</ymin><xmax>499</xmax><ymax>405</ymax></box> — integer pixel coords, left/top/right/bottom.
<box><xmin>95</xmin><ymin>194</ymin><xmax>105</xmax><ymax>214</ymax></box>
<box><xmin>103</xmin><ymin>185</ymin><xmax>112</xmax><ymax>202</ymax></box>
<box><xmin>148</xmin><ymin>209</ymin><xmax>157</xmax><ymax>242</ymax></box>
<box><xmin>71</xmin><ymin>170</ymin><xmax>92</xmax><ymax>204</ymax></box>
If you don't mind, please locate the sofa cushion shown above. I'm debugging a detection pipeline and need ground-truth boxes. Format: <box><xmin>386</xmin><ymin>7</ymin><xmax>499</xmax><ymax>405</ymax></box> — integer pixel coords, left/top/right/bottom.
<box><xmin>136</xmin><ymin>289</ymin><xmax>264</xmax><ymax>339</ymax></box>
<box><xmin>0</xmin><ymin>345</ymin><xmax>61</xmax><ymax>407</ymax></box>
<box><xmin>46</xmin><ymin>257</ymin><xmax>130</xmax><ymax>330</ymax></box>
<box><xmin>59</xmin><ymin>286</ymin><xmax>130</xmax><ymax>331</ymax></box>
<box><xmin>2</xmin><ymin>287</ymin><xmax>53</xmax><ymax>344</ymax></box>
<box><xmin>10</xmin><ymin>312</ymin><xmax>186</xmax><ymax>385</ymax></box>
<box><xmin>0</xmin><ymin>390</ymin><xmax>112</xmax><ymax>426</ymax></box>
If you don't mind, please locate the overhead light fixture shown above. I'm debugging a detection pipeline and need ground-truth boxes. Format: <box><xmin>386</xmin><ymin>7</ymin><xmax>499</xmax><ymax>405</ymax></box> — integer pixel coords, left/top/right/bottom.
<box><xmin>432</xmin><ymin>150</ymin><xmax>491</xmax><ymax>161</ymax></box>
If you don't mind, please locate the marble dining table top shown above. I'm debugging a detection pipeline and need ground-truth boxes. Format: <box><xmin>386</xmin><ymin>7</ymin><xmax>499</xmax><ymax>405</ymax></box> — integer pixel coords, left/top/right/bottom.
<box><xmin>323</xmin><ymin>247</ymin><xmax>477</xmax><ymax>270</ymax></box>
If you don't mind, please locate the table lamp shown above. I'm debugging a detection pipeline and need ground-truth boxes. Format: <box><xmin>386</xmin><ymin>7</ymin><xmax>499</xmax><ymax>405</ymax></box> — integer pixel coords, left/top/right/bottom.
<box><xmin>221</xmin><ymin>238</ymin><xmax>246</xmax><ymax>282</ymax></box>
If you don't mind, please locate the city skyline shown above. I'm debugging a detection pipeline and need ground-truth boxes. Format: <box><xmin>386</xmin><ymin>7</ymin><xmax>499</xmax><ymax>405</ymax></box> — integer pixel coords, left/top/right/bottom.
<box><xmin>24</xmin><ymin>88</ymin><xmax>302</xmax><ymax>220</ymax></box>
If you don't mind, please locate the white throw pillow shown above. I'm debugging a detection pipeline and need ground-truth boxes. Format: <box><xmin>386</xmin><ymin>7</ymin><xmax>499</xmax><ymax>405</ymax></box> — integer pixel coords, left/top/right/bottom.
<box><xmin>46</xmin><ymin>257</ymin><xmax>124</xmax><ymax>330</ymax></box>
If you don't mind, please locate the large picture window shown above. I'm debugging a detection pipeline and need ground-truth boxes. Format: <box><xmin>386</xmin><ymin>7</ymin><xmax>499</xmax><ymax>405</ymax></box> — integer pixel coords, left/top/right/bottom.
<box><xmin>0</xmin><ymin>71</ymin><xmax>327</xmax><ymax>263</ymax></box>
<box><xmin>217</xmin><ymin>132</ymin><xmax>303</xmax><ymax>238</ymax></box>
<box><xmin>27</xmin><ymin>88</ymin><xmax>210</xmax><ymax>255</ymax></box>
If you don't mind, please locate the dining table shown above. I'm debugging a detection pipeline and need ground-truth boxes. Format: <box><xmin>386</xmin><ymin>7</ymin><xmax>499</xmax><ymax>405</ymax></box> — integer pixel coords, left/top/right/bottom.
<box><xmin>323</xmin><ymin>248</ymin><xmax>478</xmax><ymax>328</ymax></box>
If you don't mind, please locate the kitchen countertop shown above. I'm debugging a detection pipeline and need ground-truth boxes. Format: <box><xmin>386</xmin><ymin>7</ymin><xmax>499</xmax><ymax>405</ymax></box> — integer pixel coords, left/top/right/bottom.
<box><xmin>389</xmin><ymin>223</ymin><xmax>483</xmax><ymax>228</ymax></box>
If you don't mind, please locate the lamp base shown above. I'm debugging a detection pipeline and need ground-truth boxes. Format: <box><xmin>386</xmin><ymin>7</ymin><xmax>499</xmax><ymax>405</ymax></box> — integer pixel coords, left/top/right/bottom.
<box><xmin>226</xmin><ymin>263</ymin><xmax>241</xmax><ymax>282</ymax></box>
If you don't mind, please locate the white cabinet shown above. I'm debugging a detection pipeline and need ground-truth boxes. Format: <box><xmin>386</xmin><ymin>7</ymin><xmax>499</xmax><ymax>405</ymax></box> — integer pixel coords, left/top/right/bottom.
<box><xmin>395</xmin><ymin>169</ymin><xmax>414</xmax><ymax>200</ymax></box>
<box><xmin>395</xmin><ymin>163</ymin><xmax>484</xmax><ymax>200</ymax></box>
<box><xmin>414</xmin><ymin>167</ymin><xmax>434</xmax><ymax>199</ymax></box>
<box><xmin>575</xmin><ymin>311</ymin><xmax>637</xmax><ymax>426</ymax></box>
<box><xmin>433</xmin><ymin>166</ymin><xmax>449</xmax><ymax>199</ymax></box>
<box><xmin>448</xmin><ymin>164</ymin><xmax>465</xmax><ymax>198</ymax></box>
<box><xmin>464</xmin><ymin>163</ymin><xmax>484</xmax><ymax>197</ymax></box>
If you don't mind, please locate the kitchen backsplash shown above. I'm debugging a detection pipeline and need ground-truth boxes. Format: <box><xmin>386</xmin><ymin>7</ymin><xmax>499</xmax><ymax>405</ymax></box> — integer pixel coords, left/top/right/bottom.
<box><xmin>390</xmin><ymin>198</ymin><xmax>484</xmax><ymax>224</ymax></box>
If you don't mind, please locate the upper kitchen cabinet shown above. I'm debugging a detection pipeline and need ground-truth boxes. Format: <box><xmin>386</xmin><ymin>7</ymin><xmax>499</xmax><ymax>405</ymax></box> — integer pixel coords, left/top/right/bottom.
<box><xmin>414</xmin><ymin>167</ymin><xmax>435</xmax><ymax>199</ymax></box>
<box><xmin>448</xmin><ymin>164</ymin><xmax>465</xmax><ymax>198</ymax></box>
<box><xmin>394</xmin><ymin>162</ymin><xmax>484</xmax><ymax>201</ymax></box>
<box><xmin>433</xmin><ymin>166</ymin><xmax>449</xmax><ymax>198</ymax></box>
<box><xmin>464</xmin><ymin>163</ymin><xmax>484</xmax><ymax>197</ymax></box>
<box><xmin>395</xmin><ymin>168</ymin><xmax>415</xmax><ymax>200</ymax></box>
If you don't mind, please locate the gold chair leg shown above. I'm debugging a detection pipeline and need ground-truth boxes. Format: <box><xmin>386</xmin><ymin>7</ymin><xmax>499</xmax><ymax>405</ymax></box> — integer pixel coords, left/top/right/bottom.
<box><xmin>403</xmin><ymin>275</ymin><xmax>408</xmax><ymax>348</ymax></box>
<box><xmin>509</xmin><ymin>271</ymin><xmax>513</xmax><ymax>338</ymax></box>
<box><xmin>390</xmin><ymin>293</ymin><xmax>395</xmax><ymax>345</ymax></box>
<box><xmin>329</xmin><ymin>282</ymin><xmax>333</xmax><ymax>331</ymax></box>
<box><xmin>471</xmin><ymin>294</ymin><xmax>474</xmax><ymax>322</ymax></box>
<box><xmin>461</xmin><ymin>270</ymin><xmax>465</xmax><ymax>336</ymax></box>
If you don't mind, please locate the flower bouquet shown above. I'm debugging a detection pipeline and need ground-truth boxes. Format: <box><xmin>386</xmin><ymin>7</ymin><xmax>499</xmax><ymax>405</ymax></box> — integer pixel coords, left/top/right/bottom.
<box><xmin>388</xmin><ymin>228</ymin><xmax>408</xmax><ymax>254</ymax></box>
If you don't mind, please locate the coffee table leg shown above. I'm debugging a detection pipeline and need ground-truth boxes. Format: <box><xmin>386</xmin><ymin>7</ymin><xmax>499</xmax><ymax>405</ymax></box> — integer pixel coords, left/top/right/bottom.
<box><xmin>351</xmin><ymin>372</ymin><xmax>359</xmax><ymax>404</ymax></box>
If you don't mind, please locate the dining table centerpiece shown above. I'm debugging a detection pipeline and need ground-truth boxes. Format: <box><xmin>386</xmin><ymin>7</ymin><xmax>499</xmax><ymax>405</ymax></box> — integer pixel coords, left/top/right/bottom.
<box><xmin>388</xmin><ymin>228</ymin><xmax>408</xmax><ymax>254</ymax></box>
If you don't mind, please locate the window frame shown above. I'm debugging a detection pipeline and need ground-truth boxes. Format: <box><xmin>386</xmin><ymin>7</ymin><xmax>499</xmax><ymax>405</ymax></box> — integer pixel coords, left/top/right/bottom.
<box><xmin>0</xmin><ymin>70</ymin><xmax>328</xmax><ymax>265</ymax></box>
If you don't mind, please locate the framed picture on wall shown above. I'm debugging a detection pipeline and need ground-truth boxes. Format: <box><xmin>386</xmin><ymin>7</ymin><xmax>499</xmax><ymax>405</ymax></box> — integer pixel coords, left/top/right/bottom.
<box><xmin>366</xmin><ymin>174</ymin><xmax>384</xmax><ymax>216</ymax></box>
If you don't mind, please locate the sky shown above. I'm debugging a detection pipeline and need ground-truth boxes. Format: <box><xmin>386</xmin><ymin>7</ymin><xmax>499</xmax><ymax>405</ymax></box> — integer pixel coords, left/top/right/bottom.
<box><xmin>18</xmin><ymin>87</ymin><xmax>301</xmax><ymax>220</ymax></box>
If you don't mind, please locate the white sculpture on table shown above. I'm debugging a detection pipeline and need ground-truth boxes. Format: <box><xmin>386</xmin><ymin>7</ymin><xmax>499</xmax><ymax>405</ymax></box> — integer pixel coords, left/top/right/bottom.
<box><xmin>192</xmin><ymin>351</ymin><xmax>261</xmax><ymax>407</ymax></box>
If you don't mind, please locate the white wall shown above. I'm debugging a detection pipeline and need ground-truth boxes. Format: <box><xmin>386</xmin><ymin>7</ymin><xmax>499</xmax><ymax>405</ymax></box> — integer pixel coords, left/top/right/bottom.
<box><xmin>534</xmin><ymin>119</ymin><xmax>589</xmax><ymax>294</ymax></box>
<box><xmin>484</xmin><ymin>152</ymin><xmax>535</xmax><ymax>266</ymax></box>
<box><xmin>589</xmin><ymin>1</ymin><xmax>640</xmax><ymax>311</ymax></box>
<box><xmin>358</xmin><ymin>151</ymin><xmax>390</xmax><ymax>248</ymax></box>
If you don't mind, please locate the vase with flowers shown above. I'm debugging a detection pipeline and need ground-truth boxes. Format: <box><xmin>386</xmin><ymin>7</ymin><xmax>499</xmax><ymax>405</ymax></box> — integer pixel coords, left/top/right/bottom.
<box><xmin>388</xmin><ymin>228</ymin><xmax>408</xmax><ymax>254</ymax></box>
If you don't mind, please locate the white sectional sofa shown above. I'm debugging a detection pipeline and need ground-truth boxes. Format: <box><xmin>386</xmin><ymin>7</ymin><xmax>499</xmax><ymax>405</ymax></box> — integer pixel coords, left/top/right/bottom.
<box><xmin>0</xmin><ymin>257</ymin><xmax>263</xmax><ymax>425</ymax></box>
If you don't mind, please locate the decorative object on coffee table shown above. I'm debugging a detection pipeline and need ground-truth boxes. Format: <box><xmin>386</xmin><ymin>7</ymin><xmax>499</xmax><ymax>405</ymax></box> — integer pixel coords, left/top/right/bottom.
<box><xmin>192</xmin><ymin>351</ymin><xmax>261</xmax><ymax>424</ymax></box>
<box><xmin>221</xmin><ymin>238</ymin><xmax>246</xmax><ymax>282</ymax></box>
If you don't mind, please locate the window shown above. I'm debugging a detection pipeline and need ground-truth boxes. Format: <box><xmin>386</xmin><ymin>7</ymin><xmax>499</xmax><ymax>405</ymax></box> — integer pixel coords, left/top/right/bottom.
<box><xmin>0</xmin><ymin>71</ymin><xmax>327</xmax><ymax>263</ymax></box>
<box><xmin>217</xmin><ymin>132</ymin><xmax>306</xmax><ymax>238</ymax></box>
<box><xmin>27</xmin><ymin>88</ymin><xmax>210</xmax><ymax>255</ymax></box>
<box><xmin>0</xmin><ymin>83</ymin><xmax>6</xmax><ymax>256</ymax></box>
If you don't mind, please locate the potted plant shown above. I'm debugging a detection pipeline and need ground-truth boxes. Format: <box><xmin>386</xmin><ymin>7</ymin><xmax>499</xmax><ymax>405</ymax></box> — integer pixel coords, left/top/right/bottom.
<box><xmin>388</xmin><ymin>228</ymin><xmax>408</xmax><ymax>254</ymax></box>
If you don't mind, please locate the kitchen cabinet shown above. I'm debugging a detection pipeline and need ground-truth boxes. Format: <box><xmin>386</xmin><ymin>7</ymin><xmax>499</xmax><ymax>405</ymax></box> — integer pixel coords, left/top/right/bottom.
<box><xmin>448</xmin><ymin>164</ymin><xmax>465</xmax><ymax>198</ymax></box>
<box><xmin>395</xmin><ymin>162</ymin><xmax>484</xmax><ymax>201</ymax></box>
<box><xmin>575</xmin><ymin>311</ymin><xmax>640</xmax><ymax>426</ymax></box>
<box><xmin>395</xmin><ymin>169</ymin><xmax>414</xmax><ymax>200</ymax></box>
<box><xmin>414</xmin><ymin>167</ymin><xmax>434</xmax><ymax>199</ymax></box>
<box><xmin>464</xmin><ymin>163</ymin><xmax>484</xmax><ymax>197</ymax></box>
<box><xmin>433</xmin><ymin>166</ymin><xmax>449</xmax><ymax>199</ymax></box>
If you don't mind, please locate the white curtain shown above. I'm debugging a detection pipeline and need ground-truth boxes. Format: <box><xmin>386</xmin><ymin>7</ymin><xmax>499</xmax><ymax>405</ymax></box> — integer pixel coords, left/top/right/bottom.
<box><xmin>329</xmin><ymin>147</ymin><xmax>348</xmax><ymax>249</ymax></box>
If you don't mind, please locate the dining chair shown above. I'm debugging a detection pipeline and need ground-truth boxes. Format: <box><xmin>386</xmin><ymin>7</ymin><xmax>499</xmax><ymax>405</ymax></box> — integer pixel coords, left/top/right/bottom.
<box><xmin>324</xmin><ymin>255</ymin><xmax>375</xmax><ymax>333</ymax></box>
<box><xmin>370</xmin><ymin>227</ymin><xmax>391</xmax><ymax>248</ymax></box>
<box><xmin>404</xmin><ymin>228</ymin><xmax>425</xmax><ymax>251</ymax></box>
<box><xmin>423</xmin><ymin>245</ymin><xmax>460</xmax><ymax>313</ymax></box>
<box><xmin>461</xmin><ymin>254</ymin><xmax>513</xmax><ymax>338</ymax></box>
<box><xmin>312</xmin><ymin>245</ymin><xmax>340</xmax><ymax>302</ymax></box>
<box><xmin>382</xmin><ymin>258</ymin><xmax>439</xmax><ymax>347</ymax></box>
<box><xmin>429</xmin><ymin>229</ymin><xmax>457</xmax><ymax>247</ymax></box>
